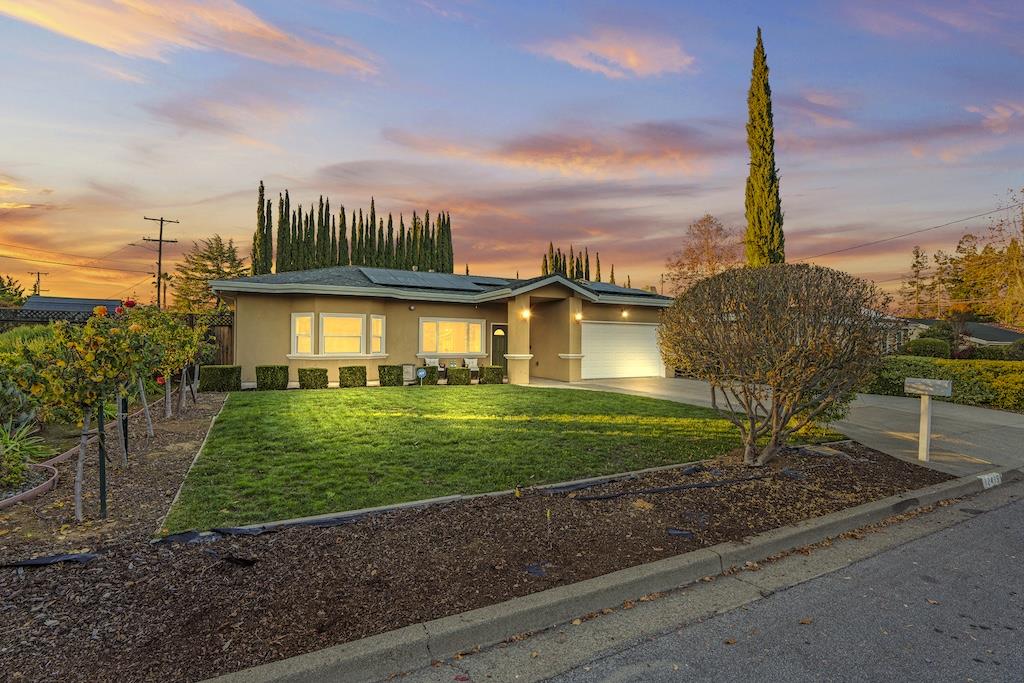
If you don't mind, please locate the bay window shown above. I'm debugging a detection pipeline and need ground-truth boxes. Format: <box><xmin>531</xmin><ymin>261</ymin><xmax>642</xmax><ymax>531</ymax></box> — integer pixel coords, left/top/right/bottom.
<box><xmin>419</xmin><ymin>317</ymin><xmax>485</xmax><ymax>355</ymax></box>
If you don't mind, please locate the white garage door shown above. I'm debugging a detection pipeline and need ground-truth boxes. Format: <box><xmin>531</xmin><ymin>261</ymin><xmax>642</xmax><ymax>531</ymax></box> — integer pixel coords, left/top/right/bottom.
<box><xmin>580</xmin><ymin>322</ymin><xmax>664</xmax><ymax>379</ymax></box>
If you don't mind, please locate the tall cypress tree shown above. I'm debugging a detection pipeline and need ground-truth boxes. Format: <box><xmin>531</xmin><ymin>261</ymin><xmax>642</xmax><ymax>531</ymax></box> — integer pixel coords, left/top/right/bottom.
<box><xmin>610</xmin><ymin>265</ymin><xmax>616</xmax><ymax>284</ymax></box>
<box><xmin>445</xmin><ymin>212</ymin><xmax>454</xmax><ymax>273</ymax></box>
<box><xmin>264</xmin><ymin>198</ymin><xmax>273</xmax><ymax>273</ymax></box>
<box><xmin>397</xmin><ymin>215</ymin><xmax>406</xmax><ymax>269</ymax></box>
<box><xmin>542</xmin><ymin>253</ymin><xmax>549</xmax><ymax>275</ymax></box>
<box><xmin>330</xmin><ymin>214</ymin><xmax>338</xmax><ymax>266</ymax></box>
<box><xmin>355</xmin><ymin>209</ymin><xmax>364</xmax><ymax>266</ymax></box>
<box><xmin>744</xmin><ymin>27</ymin><xmax>785</xmax><ymax>265</ymax></box>
<box><xmin>367</xmin><ymin>198</ymin><xmax>377</xmax><ymax>267</ymax></box>
<box><xmin>595</xmin><ymin>252</ymin><xmax>601</xmax><ymax>282</ymax></box>
<box><xmin>349</xmin><ymin>210</ymin><xmax>358</xmax><ymax>266</ymax></box>
<box><xmin>251</xmin><ymin>181</ymin><xmax>267</xmax><ymax>275</ymax></box>
<box><xmin>276</xmin><ymin>192</ymin><xmax>289</xmax><ymax>272</ymax></box>
<box><xmin>584</xmin><ymin>248</ymin><xmax>591</xmax><ymax>280</ymax></box>
<box><xmin>410</xmin><ymin>212</ymin><xmax>420</xmax><ymax>270</ymax></box>
<box><xmin>377</xmin><ymin>219</ymin><xmax>385</xmax><ymax>267</ymax></box>
<box><xmin>290</xmin><ymin>209</ymin><xmax>299</xmax><ymax>270</ymax></box>
<box><xmin>307</xmin><ymin>208</ymin><xmax>316</xmax><ymax>269</ymax></box>
<box><xmin>338</xmin><ymin>208</ymin><xmax>349</xmax><ymax>265</ymax></box>
<box><xmin>385</xmin><ymin>214</ymin><xmax>394</xmax><ymax>268</ymax></box>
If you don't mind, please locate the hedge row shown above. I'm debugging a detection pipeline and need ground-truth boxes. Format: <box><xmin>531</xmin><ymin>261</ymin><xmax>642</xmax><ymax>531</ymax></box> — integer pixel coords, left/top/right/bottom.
<box><xmin>255</xmin><ymin>365</ymin><xmax>288</xmax><ymax>390</ymax></box>
<box><xmin>198</xmin><ymin>365</ymin><xmax>241</xmax><ymax>392</ymax></box>
<box><xmin>865</xmin><ymin>355</ymin><xmax>1024</xmax><ymax>411</ymax></box>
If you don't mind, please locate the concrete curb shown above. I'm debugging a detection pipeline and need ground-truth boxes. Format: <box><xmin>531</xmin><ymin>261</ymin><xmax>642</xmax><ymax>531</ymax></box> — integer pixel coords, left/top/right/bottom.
<box><xmin>207</xmin><ymin>464</ymin><xmax>1024</xmax><ymax>683</ymax></box>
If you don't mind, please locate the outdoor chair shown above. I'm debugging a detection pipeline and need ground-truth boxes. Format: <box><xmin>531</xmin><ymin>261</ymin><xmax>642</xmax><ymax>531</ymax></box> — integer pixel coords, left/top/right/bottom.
<box><xmin>464</xmin><ymin>358</ymin><xmax>480</xmax><ymax>380</ymax></box>
<box><xmin>424</xmin><ymin>357</ymin><xmax>442</xmax><ymax>379</ymax></box>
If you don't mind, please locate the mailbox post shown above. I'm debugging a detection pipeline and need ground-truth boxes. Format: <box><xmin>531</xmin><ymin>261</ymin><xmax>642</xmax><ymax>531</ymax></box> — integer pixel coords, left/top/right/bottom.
<box><xmin>903</xmin><ymin>378</ymin><xmax>953</xmax><ymax>462</ymax></box>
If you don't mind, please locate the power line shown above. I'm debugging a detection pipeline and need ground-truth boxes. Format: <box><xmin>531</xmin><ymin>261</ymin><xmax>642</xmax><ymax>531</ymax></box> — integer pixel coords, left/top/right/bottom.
<box><xmin>797</xmin><ymin>202</ymin><xmax>1024</xmax><ymax>261</ymax></box>
<box><xmin>0</xmin><ymin>251</ymin><xmax>151</xmax><ymax>273</ymax></box>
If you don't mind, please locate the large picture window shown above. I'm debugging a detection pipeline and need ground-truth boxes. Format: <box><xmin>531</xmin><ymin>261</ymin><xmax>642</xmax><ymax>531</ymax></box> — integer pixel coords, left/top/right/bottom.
<box><xmin>321</xmin><ymin>314</ymin><xmax>364</xmax><ymax>354</ymax></box>
<box><xmin>291</xmin><ymin>312</ymin><xmax>314</xmax><ymax>355</ymax></box>
<box><xmin>420</xmin><ymin>318</ymin><xmax>485</xmax><ymax>355</ymax></box>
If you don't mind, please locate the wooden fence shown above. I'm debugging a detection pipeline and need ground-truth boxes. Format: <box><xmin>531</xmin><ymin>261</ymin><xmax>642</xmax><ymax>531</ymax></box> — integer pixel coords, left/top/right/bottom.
<box><xmin>0</xmin><ymin>309</ymin><xmax>234</xmax><ymax>365</ymax></box>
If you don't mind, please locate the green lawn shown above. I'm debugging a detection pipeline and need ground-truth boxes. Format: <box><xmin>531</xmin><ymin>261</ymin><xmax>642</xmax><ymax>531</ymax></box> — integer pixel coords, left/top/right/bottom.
<box><xmin>162</xmin><ymin>385</ymin><xmax>743</xmax><ymax>532</ymax></box>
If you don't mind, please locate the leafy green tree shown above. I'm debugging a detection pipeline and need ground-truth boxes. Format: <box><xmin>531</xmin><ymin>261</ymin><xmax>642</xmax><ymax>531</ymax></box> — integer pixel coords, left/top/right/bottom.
<box><xmin>172</xmin><ymin>235</ymin><xmax>247</xmax><ymax>311</ymax></box>
<box><xmin>744</xmin><ymin>27</ymin><xmax>785</xmax><ymax>266</ymax></box>
<box><xmin>0</xmin><ymin>275</ymin><xmax>25</xmax><ymax>307</ymax></box>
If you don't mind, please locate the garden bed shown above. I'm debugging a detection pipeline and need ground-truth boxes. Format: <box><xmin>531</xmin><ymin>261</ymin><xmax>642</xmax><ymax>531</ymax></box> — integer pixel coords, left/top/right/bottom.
<box><xmin>0</xmin><ymin>440</ymin><xmax>950</xmax><ymax>682</ymax></box>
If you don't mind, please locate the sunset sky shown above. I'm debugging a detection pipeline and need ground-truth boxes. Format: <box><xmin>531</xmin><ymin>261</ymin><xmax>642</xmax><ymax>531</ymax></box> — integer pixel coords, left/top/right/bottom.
<box><xmin>1</xmin><ymin>0</ymin><xmax>1022</xmax><ymax>302</ymax></box>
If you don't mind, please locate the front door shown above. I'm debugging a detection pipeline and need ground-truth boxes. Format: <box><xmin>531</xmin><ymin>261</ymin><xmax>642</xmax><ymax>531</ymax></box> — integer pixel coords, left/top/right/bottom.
<box><xmin>491</xmin><ymin>324</ymin><xmax>508</xmax><ymax>376</ymax></box>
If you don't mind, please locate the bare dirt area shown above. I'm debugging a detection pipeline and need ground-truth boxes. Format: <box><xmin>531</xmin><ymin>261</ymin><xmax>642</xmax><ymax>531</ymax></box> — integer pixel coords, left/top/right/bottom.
<box><xmin>1</xmin><ymin>432</ymin><xmax>951</xmax><ymax>683</ymax></box>
<box><xmin>0</xmin><ymin>392</ymin><xmax>227</xmax><ymax>563</ymax></box>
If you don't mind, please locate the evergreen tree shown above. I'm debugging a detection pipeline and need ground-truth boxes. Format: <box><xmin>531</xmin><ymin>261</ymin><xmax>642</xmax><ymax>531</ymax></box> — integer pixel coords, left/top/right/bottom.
<box><xmin>338</xmin><ymin>208</ymin><xmax>349</xmax><ymax>265</ymax></box>
<box><xmin>276</xmin><ymin>192</ymin><xmax>289</xmax><ymax>272</ymax></box>
<box><xmin>423</xmin><ymin>211</ymin><xmax>431</xmax><ymax>271</ymax></box>
<box><xmin>542</xmin><ymin>253</ymin><xmax>549</xmax><ymax>275</ymax></box>
<box><xmin>250</xmin><ymin>181</ymin><xmax>268</xmax><ymax>275</ymax></box>
<box><xmin>330</xmin><ymin>213</ymin><xmax>338</xmax><ymax>267</ymax></box>
<box><xmin>356</xmin><ymin>209</ymin><xmax>365</xmax><ymax>266</ymax></box>
<box><xmin>596</xmin><ymin>252</ymin><xmax>601</xmax><ymax>282</ymax></box>
<box><xmin>367</xmin><ymin>199</ymin><xmax>377</xmax><ymax>266</ymax></box>
<box><xmin>627</xmin><ymin>275</ymin><xmax>631</xmax><ymax>288</ymax></box>
<box><xmin>174</xmin><ymin>235</ymin><xmax>247</xmax><ymax>310</ymax></box>
<box><xmin>465</xmin><ymin>263</ymin><xmax>469</xmax><ymax>275</ymax></box>
<box><xmin>584</xmin><ymin>248</ymin><xmax>591</xmax><ymax>280</ymax></box>
<box><xmin>744</xmin><ymin>27</ymin><xmax>785</xmax><ymax>265</ymax></box>
<box><xmin>610</xmin><ymin>265</ymin><xmax>616</xmax><ymax>284</ymax></box>
<box><xmin>290</xmin><ymin>210</ymin><xmax>299</xmax><ymax>269</ymax></box>
<box><xmin>576</xmin><ymin>255</ymin><xmax>582</xmax><ymax>280</ymax></box>
<box><xmin>386</xmin><ymin>214</ymin><xmax>394</xmax><ymax>268</ymax></box>
<box><xmin>315</xmin><ymin>196</ymin><xmax>325</xmax><ymax>267</ymax></box>
<box><xmin>377</xmin><ymin>219</ymin><xmax>385</xmax><ymax>267</ymax></box>
<box><xmin>264</xmin><ymin>198</ymin><xmax>273</xmax><ymax>273</ymax></box>
<box><xmin>397</xmin><ymin>215</ymin><xmax>407</xmax><ymax>269</ymax></box>
<box><xmin>306</xmin><ymin>208</ymin><xmax>315</xmax><ymax>269</ymax></box>
<box><xmin>350</xmin><ymin>210</ymin><xmax>358</xmax><ymax>266</ymax></box>
<box><xmin>411</xmin><ymin>212</ymin><xmax>420</xmax><ymax>270</ymax></box>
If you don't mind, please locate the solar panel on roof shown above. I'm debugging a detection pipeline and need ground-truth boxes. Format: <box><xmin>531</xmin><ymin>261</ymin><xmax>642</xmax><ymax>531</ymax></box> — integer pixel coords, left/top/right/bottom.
<box><xmin>359</xmin><ymin>268</ymin><xmax>485</xmax><ymax>292</ymax></box>
<box><xmin>468</xmin><ymin>276</ymin><xmax>510</xmax><ymax>286</ymax></box>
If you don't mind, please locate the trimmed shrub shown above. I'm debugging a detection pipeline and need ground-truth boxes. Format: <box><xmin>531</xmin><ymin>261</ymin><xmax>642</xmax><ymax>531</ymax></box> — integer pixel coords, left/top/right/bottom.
<box><xmin>1005</xmin><ymin>339</ymin><xmax>1024</xmax><ymax>361</ymax></box>
<box><xmin>973</xmin><ymin>346</ymin><xmax>1007</xmax><ymax>361</ymax></box>
<box><xmin>198</xmin><ymin>365</ymin><xmax>241</xmax><ymax>392</ymax></box>
<box><xmin>255</xmin><ymin>365</ymin><xmax>289</xmax><ymax>390</ymax></box>
<box><xmin>479</xmin><ymin>365</ymin><xmax>504</xmax><ymax>384</ymax></box>
<box><xmin>298</xmin><ymin>367</ymin><xmax>329</xmax><ymax>389</ymax></box>
<box><xmin>904</xmin><ymin>337</ymin><xmax>950</xmax><ymax>358</ymax></box>
<box><xmin>378</xmin><ymin>365</ymin><xmax>404</xmax><ymax>387</ymax></box>
<box><xmin>338</xmin><ymin>365</ymin><xmax>367</xmax><ymax>388</ymax></box>
<box><xmin>0</xmin><ymin>376</ymin><xmax>35</xmax><ymax>430</ymax></box>
<box><xmin>447</xmin><ymin>367</ymin><xmax>471</xmax><ymax>385</ymax></box>
<box><xmin>864</xmin><ymin>356</ymin><xmax>1024</xmax><ymax>410</ymax></box>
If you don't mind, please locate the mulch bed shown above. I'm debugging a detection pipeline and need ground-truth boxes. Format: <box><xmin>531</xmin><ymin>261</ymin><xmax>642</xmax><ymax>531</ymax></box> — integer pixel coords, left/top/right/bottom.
<box><xmin>0</xmin><ymin>430</ymin><xmax>951</xmax><ymax>683</ymax></box>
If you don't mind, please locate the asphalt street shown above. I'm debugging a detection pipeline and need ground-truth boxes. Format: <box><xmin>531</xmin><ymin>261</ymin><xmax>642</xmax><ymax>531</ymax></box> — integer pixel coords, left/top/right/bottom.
<box><xmin>546</xmin><ymin>492</ymin><xmax>1024</xmax><ymax>683</ymax></box>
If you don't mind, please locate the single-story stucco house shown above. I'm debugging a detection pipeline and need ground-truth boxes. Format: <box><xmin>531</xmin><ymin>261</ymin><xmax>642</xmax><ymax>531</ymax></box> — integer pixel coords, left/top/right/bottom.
<box><xmin>903</xmin><ymin>318</ymin><xmax>1024</xmax><ymax>347</ymax></box>
<box><xmin>211</xmin><ymin>266</ymin><xmax>672</xmax><ymax>387</ymax></box>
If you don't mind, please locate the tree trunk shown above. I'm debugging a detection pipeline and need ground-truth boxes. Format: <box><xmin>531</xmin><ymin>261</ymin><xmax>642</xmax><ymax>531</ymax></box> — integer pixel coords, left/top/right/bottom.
<box><xmin>177</xmin><ymin>368</ymin><xmax>188</xmax><ymax>414</ymax></box>
<box><xmin>138</xmin><ymin>377</ymin><xmax>154</xmax><ymax>437</ymax></box>
<box><xmin>74</xmin><ymin>412</ymin><xmax>91</xmax><ymax>522</ymax></box>
<box><xmin>115</xmin><ymin>395</ymin><xmax>128</xmax><ymax>467</ymax></box>
<box><xmin>189</xmin><ymin>365</ymin><xmax>198</xmax><ymax>404</ymax></box>
<box><xmin>742</xmin><ymin>439</ymin><xmax>758</xmax><ymax>466</ymax></box>
<box><xmin>164</xmin><ymin>378</ymin><xmax>173</xmax><ymax>419</ymax></box>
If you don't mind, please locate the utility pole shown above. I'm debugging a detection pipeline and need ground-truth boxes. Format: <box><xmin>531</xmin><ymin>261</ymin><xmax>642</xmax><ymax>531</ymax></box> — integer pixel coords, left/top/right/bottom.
<box><xmin>27</xmin><ymin>271</ymin><xmax>48</xmax><ymax>296</ymax></box>
<box><xmin>143</xmin><ymin>216</ymin><xmax>179</xmax><ymax>309</ymax></box>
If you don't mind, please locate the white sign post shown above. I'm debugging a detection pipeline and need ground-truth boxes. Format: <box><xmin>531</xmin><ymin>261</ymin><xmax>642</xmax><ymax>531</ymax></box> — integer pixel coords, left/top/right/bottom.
<box><xmin>903</xmin><ymin>378</ymin><xmax>953</xmax><ymax>462</ymax></box>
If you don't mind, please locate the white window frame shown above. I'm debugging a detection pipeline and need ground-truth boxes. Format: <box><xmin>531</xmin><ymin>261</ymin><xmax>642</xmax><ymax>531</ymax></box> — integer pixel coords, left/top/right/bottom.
<box><xmin>319</xmin><ymin>313</ymin><xmax>365</xmax><ymax>357</ymax></box>
<box><xmin>418</xmin><ymin>316</ymin><xmax>487</xmax><ymax>357</ymax></box>
<box><xmin>370</xmin><ymin>314</ymin><xmax>386</xmax><ymax>355</ymax></box>
<box><xmin>291</xmin><ymin>312</ymin><xmax>315</xmax><ymax>356</ymax></box>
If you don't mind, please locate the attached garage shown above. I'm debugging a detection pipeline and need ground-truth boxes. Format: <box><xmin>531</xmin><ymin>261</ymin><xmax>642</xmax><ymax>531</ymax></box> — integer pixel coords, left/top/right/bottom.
<box><xmin>580</xmin><ymin>322</ymin><xmax>664</xmax><ymax>380</ymax></box>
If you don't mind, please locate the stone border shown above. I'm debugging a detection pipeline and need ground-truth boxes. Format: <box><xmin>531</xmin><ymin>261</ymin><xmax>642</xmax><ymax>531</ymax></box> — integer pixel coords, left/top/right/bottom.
<box><xmin>0</xmin><ymin>463</ymin><xmax>58</xmax><ymax>511</ymax></box>
<box><xmin>207</xmin><ymin>465</ymin><xmax>1022</xmax><ymax>683</ymax></box>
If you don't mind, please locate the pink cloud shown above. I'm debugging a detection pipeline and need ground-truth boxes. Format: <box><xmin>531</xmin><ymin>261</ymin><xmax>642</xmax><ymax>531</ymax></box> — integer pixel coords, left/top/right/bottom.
<box><xmin>528</xmin><ymin>28</ymin><xmax>695</xmax><ymax>79</ymax></box>
<box><xmin>0</xmin><ymin>0</ymin><xmax>377</xmax><ymax>77</ymax></box>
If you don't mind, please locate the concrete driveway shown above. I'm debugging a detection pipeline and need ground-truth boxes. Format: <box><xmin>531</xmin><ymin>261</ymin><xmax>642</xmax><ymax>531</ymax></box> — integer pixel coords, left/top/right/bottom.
<box><xmin>531</xmin><ymin>377</ymin><xmax>1024</xmax><ymax>476</ymax></box>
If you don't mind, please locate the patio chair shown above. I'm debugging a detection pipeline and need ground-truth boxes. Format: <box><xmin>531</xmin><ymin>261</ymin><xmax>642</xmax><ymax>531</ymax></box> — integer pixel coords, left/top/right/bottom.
<box><xmin>424</xmin><ymin>357</ymin><xmax>442</xmax><ymax>379</ymax></box>
<box><xmin>464</xmin><ymin>358</ymin><xmax>480</xmax><ymax>380</ymax></box>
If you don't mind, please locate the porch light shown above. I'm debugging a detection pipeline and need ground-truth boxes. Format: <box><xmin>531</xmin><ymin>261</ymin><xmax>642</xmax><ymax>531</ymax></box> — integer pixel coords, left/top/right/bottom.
<box><xmin>521</xmin><ymin>309</ymin><xmax>532</xmax><ymax>320</ymax></box>
<box><xmin>574</xmin><ymin>312</ymin><xmax>583</xmax><ymax>322</ymax></box>
<box><xmin>621</xmin><ymin>309</ymin><xmax>629</xmax><ymax>318</ymax></box>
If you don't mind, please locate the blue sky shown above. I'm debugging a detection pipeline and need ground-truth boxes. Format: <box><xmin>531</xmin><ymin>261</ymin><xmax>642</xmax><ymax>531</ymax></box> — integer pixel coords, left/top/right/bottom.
<box><xmin>0</xmin><ymin>0</ymin><xmax>1022</xmax><ymax>299</ymax></box>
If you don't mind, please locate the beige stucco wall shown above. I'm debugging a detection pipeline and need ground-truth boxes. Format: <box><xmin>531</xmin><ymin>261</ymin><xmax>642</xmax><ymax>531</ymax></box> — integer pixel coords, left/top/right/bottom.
<box><xmin>581</xmin><ymin>301</ymin><xmax>663</xmax><ymax>324</ymax></box>
<box><xmin>232</xmin><ymin>292</ymin><xmax>507</xmax><ymax>385</ymax></box>
<box><xmin>530</xmin><ymin>298</ymin><xmax>572</xmax><ymax>381</ymax></box>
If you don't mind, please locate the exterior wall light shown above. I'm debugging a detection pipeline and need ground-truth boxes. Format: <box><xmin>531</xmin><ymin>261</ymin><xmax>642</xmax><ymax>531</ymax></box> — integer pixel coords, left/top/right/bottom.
<box><xmin>521</xmin><ymin>309</ymin><xmax>531</xmax><ymax>320</ymax></box>
<box><xmin>574</xmin><ymin>312</ymin><xmax>583</xmax><ymax>322</ymax></box>
<box><xmin>621</xmin><ymin>309</ymin><xmax>629</xmax><ymax>318</ymax></box>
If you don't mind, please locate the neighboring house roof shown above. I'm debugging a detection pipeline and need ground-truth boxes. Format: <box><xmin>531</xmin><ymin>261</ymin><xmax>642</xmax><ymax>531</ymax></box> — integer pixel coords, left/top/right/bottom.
<box><xmin>903</xmin><ymin>318</ymin><xmax>1024</xmax><ymax>344</ymax></box>
<box><xmin>211</xmin><ymin>266</ymin><xmax>673</xmax><ymax>307</ymax></box>
<box><xmin>21</xmin><ymin>295</ymin><xmax>123</xmax><ymax>312</ymax></box>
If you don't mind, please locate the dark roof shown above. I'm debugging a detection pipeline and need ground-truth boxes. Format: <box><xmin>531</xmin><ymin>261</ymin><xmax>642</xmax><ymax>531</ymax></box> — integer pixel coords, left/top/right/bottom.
<box><xmin>904</xmin><ymin>318</ymin><xmax>1024</xmax><ymax>344</ymax></box>
<box><xmin>212</xmin><ymin>266</ymin><xmax>672</xmax><ymax>306</ymax></box>
<box><xmin>22</xmin><ymin>295</ymin><xmax>123</xmax><ymax>312</ymax></box>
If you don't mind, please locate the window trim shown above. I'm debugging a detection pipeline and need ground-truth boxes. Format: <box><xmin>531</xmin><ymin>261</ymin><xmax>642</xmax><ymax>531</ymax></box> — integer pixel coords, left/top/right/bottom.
<box><xmin>319</xmin><ymin>313</ymin><xmax>366</xmax><ymax>357</ymax></box>
<box><xmin>291</xmin><ymin>312</ymin><xmax>315</xmax><ymax>356</ymax></box>
<box><xmin>370</xmin><ymin>314</ymin><xmax>386</xmax><ymax>355</ymax></box>
<box><xmin>418</xmin><ymin>316</ymin><xmax>487</xmax><ymax>357</ymax></box>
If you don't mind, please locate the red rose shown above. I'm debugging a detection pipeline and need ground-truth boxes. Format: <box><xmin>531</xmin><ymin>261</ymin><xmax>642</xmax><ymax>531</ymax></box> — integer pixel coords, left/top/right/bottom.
<box><xmin>156</xmin><ymin>376</ymin><xmax>166</xmax><ymax>385</ymax></box>
<box><xmin>123</xmin><ymin>298</ymin><xmax>136</xmax><ymax>308</ymax></box>
<box><xmin>115</xmin><ymin>306</ymin><xmax>125</xmax><ymax>315</ymax></box>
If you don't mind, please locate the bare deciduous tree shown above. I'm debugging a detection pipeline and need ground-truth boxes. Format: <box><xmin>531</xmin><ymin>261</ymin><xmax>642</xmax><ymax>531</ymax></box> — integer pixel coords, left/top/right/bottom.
<box><xmin>665</xmin><ymin>214</ymin><xmax>742</xmax><ymax>294</ymax></box>
<box><xmin>659</xmin><ymin>264</ymin><xmax>890</xmax><ymax>466</ymax></box>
